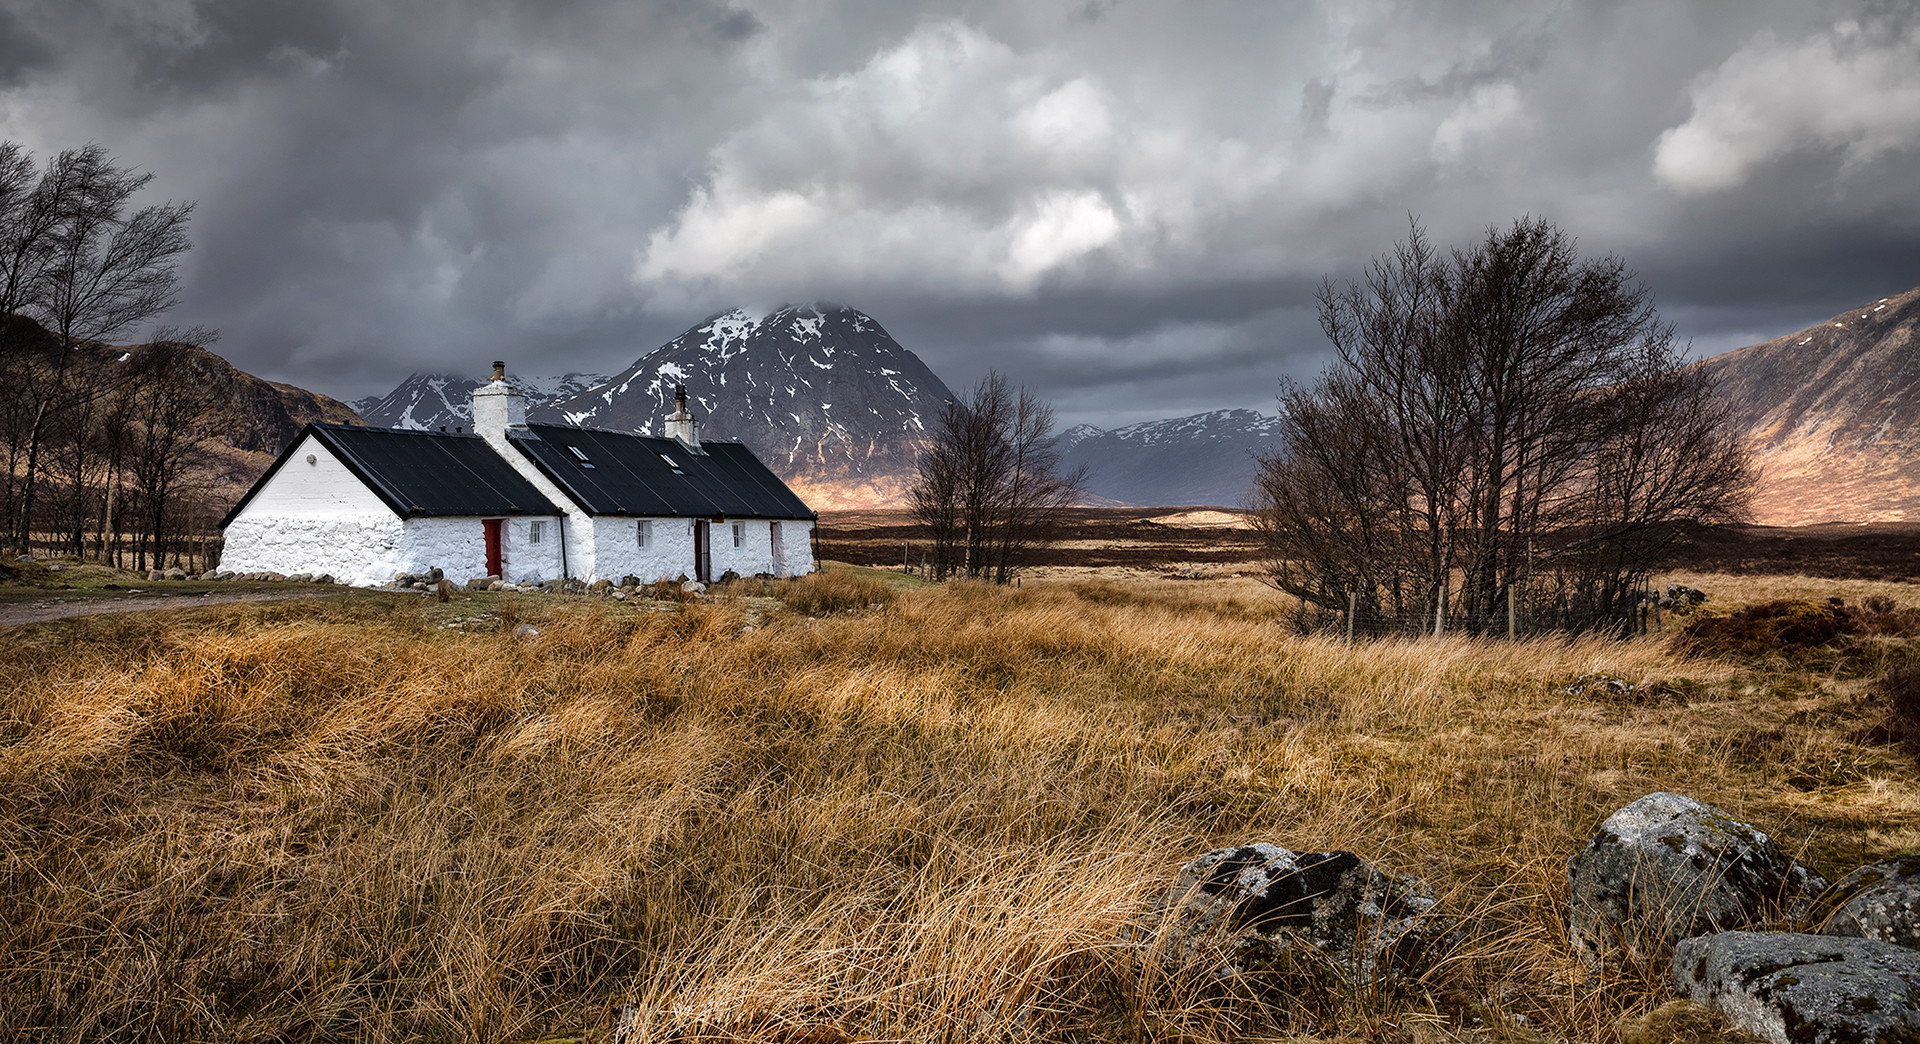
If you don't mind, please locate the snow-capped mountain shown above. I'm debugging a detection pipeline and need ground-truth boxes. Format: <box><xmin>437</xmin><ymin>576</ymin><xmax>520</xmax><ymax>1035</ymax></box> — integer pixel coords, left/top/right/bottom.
<box><xmin>537</xmin><ymin>304</ymin><xmax>955</xmax><ymax>508</ymax></box>
<box><xmin>1059</xmin><ymin>408</ymin><xmax>1283</xmax><ymax>507</ymax></box>
<box><xmin>351</xmin><ymin>371</ymin><xmax>608</xmax><ymax>430</ymax></box>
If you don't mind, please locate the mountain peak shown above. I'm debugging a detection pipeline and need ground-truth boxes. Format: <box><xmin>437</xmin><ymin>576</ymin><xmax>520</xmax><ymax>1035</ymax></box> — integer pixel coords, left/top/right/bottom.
<box><xmin>539</xmin><ymin>305</ymin><xmax>954</xmax><ymax>508</ymax></box>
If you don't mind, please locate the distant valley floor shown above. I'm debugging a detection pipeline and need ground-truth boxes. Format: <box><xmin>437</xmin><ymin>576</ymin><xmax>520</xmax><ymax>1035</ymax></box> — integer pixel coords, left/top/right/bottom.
<box><xmin>817</xmin><ymin>510</ymin><xmax>1920</xmax><ymax>584</ymax></box>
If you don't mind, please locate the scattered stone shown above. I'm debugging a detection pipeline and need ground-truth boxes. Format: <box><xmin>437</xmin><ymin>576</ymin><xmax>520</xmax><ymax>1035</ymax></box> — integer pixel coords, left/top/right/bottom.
<box><xmin>488</xmin><ymin>580</ymin><xmax>504</xmax><ymax>592</ymax></box>
<box><xmin>285</xmin><ymin>572</ymin><xmax>312</xmax><ymax>583</ymax></box>
<box><xmin>1568</xmin><ymin>792</ymin><xmax>1828</xmax><ymax>969</ymax></box>
<box><xmin>313</xmin><ymin>574</ymin><xmax>334</xmax><ymax>585</ymax></box>
<box><xmin>1662</xmin><ymin>585</ymin><xmax>1709</xmax><ymax>611</ymax></box>
<box><xmin>1153</xmin><ymin>843</ymin><xmax>1450</xmax><ymax>984</ymax></box>
<box><xmin>611</xmin><ymin>590</ymin><xmax>628</xmax><ymax>601</ymax></box>
<box><xmin>1823</xmin><ymin>856</ymin><xmax>1920</xmax><ymax>950</ymax></box>
<box><xmin>720</xmin><ymin>569</ymin><xmax>740</xmax><ymax>583</ymax></box>
<box><xmin>1673</xmin><ymin>930</ymin><xmax>1920</xmax><ymax>1044</ymax></box>
<box><xmin>590</xmin><ymin>578</ymin><xmax>614</xmax><ymax>595</ymax></box>
<box><xmin>162</xmin><ymin>567</ymin><xmax>187</xmax><ymax>580</ymax></box>
<box><xmin>682</xmin><ymin>580</ymin><xmax>707</xmax><ymax>595</ymax></box>
<box><xmin>621</xmin><ymin>575</ymin><xmax>641</xmax><ymax>588</ymax></box>
<box><xmin>512</xmin><ymin>623</ymin><xmax>541</xmax><ymax>641</ymax></box>
<box><xmin>148</xmin><ymin>569</ymin><xmax>164</xmax><ymax>581</ymax></box>
<box><xmin>1563</xmin><ymin>672</ymin><xmax>1636</xmax><ymax>699</ymax></box>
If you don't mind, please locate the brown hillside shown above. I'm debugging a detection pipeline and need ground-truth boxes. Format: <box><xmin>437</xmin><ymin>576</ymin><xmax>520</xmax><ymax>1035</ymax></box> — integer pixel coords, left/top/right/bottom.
<box><xmin>2</xmin><ymin>315</ymin><xmax>364</xmax><ymax>506</ymax></box>
<box><xmin>1698</xmin><ymin>286</ymin><xmax>1920</xmax><ymax>525</ymax></box>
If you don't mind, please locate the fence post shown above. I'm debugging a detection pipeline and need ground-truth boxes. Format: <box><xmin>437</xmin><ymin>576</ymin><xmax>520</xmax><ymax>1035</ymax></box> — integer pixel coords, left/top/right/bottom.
<box><xmin>1346</xmin><ymin>590</ymin><xmax>1357</xmax><ymax>645</ymax></box>
<box><xmin>1432</xmin><ymin>586</ymin><xmax>1445</xmax><ymax>638</ymax></box>
<box><xmin>1508</xmin><ymin>584</ymin><xmax>1518</xmax><ymax>640</ymax></box>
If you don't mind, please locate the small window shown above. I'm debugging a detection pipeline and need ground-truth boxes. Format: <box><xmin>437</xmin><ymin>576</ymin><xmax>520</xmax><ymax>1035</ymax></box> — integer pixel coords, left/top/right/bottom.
<box><xmin>636</xmin><ymin>519</ymin><xmax>651</xmax><ymax>549</ymax></box>
<box><xmin>659</xmin><ymin>452</ymin><xmax>682</xmax><ymax>473</ymax></box>
<box><xmin>568</xmin><ymin>445</ymin><xmax>595</xmax><ymax>468</ymax></box>
<box><xmin>529</xmin><ymin>521</ymin><xmax>544</xmax><ymax>544</ymax></box>
<box><xmin>731</xmin><ymin>521</ymin><xmax>744</xmax><ymax>548</ymax></box>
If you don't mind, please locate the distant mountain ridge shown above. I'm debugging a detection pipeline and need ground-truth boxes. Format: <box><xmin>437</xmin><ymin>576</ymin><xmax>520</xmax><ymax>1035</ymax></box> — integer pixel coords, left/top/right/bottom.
<box><xmin>538</xmin><ymin>305</ymin><xmax>955</xmax><ymax>508</ymax></box>
<box><xmin>1696</xmin><ymin>285</ymin><xmax>1920</xmax><ymax>525</ymax></box>
<box><xmin>351</xmin><ymin>371</ymin><xmax>607</xmax><ymax>431</ymax></box>
<box><xmin>1057</xmin><ymin>408</ymin><xmax>1283</xmax><ymax>507</ymax></box>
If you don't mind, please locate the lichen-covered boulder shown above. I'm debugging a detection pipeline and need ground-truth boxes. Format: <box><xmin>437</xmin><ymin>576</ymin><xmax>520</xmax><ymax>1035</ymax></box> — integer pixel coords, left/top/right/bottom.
<box><xmin>1155</xmin><ymin>843</ymin><xmax>1450</xmax><ymax>984</ymax></box>
<box><xmin>1568</xmin><ymin>792</ymin><xmax>1827</xmax><ymax>969</ymax></box>
<box><xmin>1673</xmin><ymin>931</ymin><xmax>1920</xmax><ymax>1044</ymax></box>
<box><xmin>1823</xmin><ymin>856</ymin><xmax>1920</xmax><ymax>950</ymax></box>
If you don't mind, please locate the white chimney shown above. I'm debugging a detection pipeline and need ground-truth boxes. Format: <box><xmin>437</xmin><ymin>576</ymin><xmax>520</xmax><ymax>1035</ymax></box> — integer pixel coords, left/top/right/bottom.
<box><xmin>664</xmin><ymin>383</ymin><xmax>701</xmax><ymax>452</ymax></box>
<box><xmin>471</xmin><ymin>360</ymin><xmax>528</xmax><ymax>450</ymax></box>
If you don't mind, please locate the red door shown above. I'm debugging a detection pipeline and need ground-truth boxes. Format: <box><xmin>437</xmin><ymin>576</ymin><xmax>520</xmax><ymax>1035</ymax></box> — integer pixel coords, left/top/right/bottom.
<box><xmin>694</xmin><ymin>520</ymin><xmax>711</xmax><ymax>583</ymax></box>
<box><xmin>483</xmin><ymin>519</ymin><xmax>503</xmax><ymax>577</ymax></box>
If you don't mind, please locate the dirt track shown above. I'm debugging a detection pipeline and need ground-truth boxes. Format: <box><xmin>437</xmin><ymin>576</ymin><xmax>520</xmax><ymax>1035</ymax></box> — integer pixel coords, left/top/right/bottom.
<box><xmin>0</xmin><ymin>588</ymin><xmax>349</xmax><ymax>628</ymax></box>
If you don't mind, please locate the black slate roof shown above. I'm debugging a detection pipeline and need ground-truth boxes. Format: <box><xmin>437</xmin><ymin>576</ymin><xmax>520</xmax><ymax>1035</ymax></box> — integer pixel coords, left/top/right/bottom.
<box><xmin>222</xmin><ymin>423</ymin><xmax>562</xmax><ymax>526</ymax></box>
<box><xmin>509</xmin><ymin>424</ymin><xmax>816</xmax><ymax>519</ymax></box>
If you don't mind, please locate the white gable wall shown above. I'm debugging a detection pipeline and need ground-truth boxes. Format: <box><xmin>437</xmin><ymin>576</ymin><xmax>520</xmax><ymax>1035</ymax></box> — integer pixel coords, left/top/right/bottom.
<box><xmin>221</xmin><ymin>433</ymin><xmax>405</xmax><ymax>586</ymax></box>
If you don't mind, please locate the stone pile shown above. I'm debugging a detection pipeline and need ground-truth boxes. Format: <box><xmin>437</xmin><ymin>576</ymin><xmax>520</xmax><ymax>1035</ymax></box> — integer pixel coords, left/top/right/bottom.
<box><xmin>1566</xmin><ymin>792</ymin><xmax>1920</xmax><ymax>1044</ymax></box>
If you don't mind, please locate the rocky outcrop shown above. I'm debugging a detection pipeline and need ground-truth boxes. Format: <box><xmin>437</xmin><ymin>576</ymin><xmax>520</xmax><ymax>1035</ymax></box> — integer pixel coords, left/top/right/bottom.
<box><xmin>1568</xmin><ymin>792</ymin><xmax>1827</xmax><ymax>968</ymax></box>
<box><xmin>1822</xmin><ymin>856</ymin><xmax>1920</xmax><ymax>950</ymax></box>
<box><xmin>1154</xmin><ymin>843</ymin><xmax>1450</xmax><ymax>983</ymax></box>
<box><xmin>1673</xmin><ymin>931</ymin><xmax>1920</xmax><ymax>1044</ymax></box>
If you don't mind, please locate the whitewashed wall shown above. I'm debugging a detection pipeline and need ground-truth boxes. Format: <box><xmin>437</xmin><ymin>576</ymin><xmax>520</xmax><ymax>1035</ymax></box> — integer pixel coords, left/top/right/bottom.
<box><xmin>221</xmin><ymin>513</ymin><xmax>405</xmax><ymax>586</ymax></box>
<box><xmin>709</xmin><ymin>519</ymin><xmax>769</xmax><ymax>578</ymax></box>
<box><xmin>589</xmin><ymin>516</ymin><xmax>696</xmax><ymax>582</ymax></box>
<box><xmin>500</xmin><ymin>515</ymin><xmax>564</xmax><ymax>583</ymax></box>
<box><xmin>773</xmin><ymin>520</ymin><xmax>816</xmax><ymax>577</ymax></box>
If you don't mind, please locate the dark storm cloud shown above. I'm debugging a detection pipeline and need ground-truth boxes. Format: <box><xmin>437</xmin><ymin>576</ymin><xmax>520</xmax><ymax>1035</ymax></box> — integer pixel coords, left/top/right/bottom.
<box><xmin>1</xmin><ymin>0</ymin><xmax>1916</xmax><ymax>428</ymax></box>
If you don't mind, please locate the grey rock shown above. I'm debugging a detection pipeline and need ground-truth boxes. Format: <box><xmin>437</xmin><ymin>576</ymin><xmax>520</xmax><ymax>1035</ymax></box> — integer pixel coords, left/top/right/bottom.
<box><xmin>162</xmin><ymin>567</ymin><xmax>187</xmax><ymax>580</ymax></box>
<box><xmin>1568</xmin><ymin>792</ymin><xmax>1827</xmax><ymax>969</ymax></box>
<box><xmin>589</xmin><ymin>579</ymin><xmax>613</xmax><ymax>594</ymax></box>
<box><xmin>313</xmin><ymin>574</ymin><xmax>334</xmax><ymax>585</ymax></box>
<box><xmin>1154</xmin><ymin>843</ymin><xmax>1450</xmax><ymax>984</ymax></box>
<box><xmin>512</xmin><ymin>623</ymin><xmax>541</xmax><ymax>640</ymax></box>
<box><xmin>286</xmin><ymin>572</ymin><xmax>313</xmax><ymax>583</ymax></box>
<box><xmin>1662</xmin><ymin>585</ymin><xmax>1709</xmax><ymax>611</ymax></box>
<box><xmin>681</xmin><ymin>580</ymin><xmax>707</xmax><ymax>595</ymax></box>
<box><xmin>488</xmin><ymin>580</ymin><xmax>504</xmax><ymax>592</ymax></box>
<box><xmin>1824</xmin><ymin>856</ymin><xmax>1920</xmax><ymax>950</ymax></box>
<box><xmin>425</xmin><ymin>567</ymin><xmax>443</xmax><ymax>583</ymax></box>
<box><xmin>1673</xmin><ymin>931</ymin><xmax>1920</xmax><ymax>1044</ymax></box>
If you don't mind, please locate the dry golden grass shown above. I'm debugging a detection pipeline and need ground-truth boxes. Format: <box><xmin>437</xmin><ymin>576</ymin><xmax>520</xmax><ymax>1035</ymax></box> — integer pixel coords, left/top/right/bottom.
<box><xmin>0</xmin><ymin>576</ymin><xmax>1915</xmax><ymax>1043</ymax></box>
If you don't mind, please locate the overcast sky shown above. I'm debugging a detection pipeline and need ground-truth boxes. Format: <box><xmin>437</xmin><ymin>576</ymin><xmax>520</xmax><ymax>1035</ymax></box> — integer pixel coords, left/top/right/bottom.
<box><xmin>2</xmin><ymin>0</ymin><xmax>1917</xmax><ymax>428</ymax></box>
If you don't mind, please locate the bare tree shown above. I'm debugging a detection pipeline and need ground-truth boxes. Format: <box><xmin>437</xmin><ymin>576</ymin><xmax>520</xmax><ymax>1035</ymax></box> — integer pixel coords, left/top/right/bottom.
<box><xmin>1252</xmin><ymin>218</ymin><xmax>1752</xmax><ymax>635</ymax></box>
<box><xmin>124</xmin><ymin>338</ymin><xmax>222</xmax><ymax>571</ymax></box>
<box><xmin>8</xmin><ymin>143</ymin><xmax>193</xmax><ymax>547</ymax></box>
<box><xmin>909</xmin><ymin>372</ymin><xmax>1086</xmax><ymax>583</ymax></box>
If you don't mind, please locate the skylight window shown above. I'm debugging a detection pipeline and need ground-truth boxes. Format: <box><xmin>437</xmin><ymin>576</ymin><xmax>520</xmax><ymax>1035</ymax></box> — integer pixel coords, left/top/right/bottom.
<box><xmin>568</xmin><ymin>445</ymin><xmax>595</xmax><ymax>468</ymax></box>
<box><xmin>659</xmin><ymin>453</ymin><xmax>683</xmax><ymax>474</ymax></box>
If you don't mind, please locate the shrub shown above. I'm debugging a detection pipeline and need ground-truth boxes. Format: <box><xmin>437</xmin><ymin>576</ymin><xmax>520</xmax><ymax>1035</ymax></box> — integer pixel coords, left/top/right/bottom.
<box><xmin>775</xmin><ymin>569</ymin><xmax>896</xmax><ymax>616</ymax></box>
<box><xmin>1679</xmin><ymin>599</ymin><xmax>1842</xmax><ymax>657</ymax></box>
<box><xmin>1881</xmin><ymin>661</ymin><xmax>1920</xmax><ymax>768</ymax></box>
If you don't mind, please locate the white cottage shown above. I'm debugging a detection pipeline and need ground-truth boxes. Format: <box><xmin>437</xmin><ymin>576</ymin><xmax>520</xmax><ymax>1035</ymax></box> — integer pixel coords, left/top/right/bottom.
<box><xmin>220</xmin><ymin>364</ymin><xmax>818</xmax><ymax>586</ymax></box>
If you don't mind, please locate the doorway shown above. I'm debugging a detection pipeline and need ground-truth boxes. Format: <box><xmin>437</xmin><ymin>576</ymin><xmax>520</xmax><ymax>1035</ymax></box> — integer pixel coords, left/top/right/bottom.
<box><xmin>694</xmin><ymin>520</ymin><xmax>712</xmax><ymax>583</ymax></box>
<box><xmin>483</xmin><ymin>519</ymin><xmax>503</xmax><ymax>577</ymax></box>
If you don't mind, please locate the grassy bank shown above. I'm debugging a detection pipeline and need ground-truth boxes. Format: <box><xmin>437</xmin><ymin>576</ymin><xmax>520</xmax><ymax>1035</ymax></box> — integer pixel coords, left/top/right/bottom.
<box><xmin>1</xmin><ymin>575</ymin><xmax>1915</xmax><ymax>1042</ymax></box>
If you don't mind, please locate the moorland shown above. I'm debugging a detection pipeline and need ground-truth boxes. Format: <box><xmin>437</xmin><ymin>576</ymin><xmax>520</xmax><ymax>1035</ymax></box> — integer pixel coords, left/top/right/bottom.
<box><xmin>2</xmin><ymin>522</ymin><xmax>1918</xmax><ymax>1042</ymax></box>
